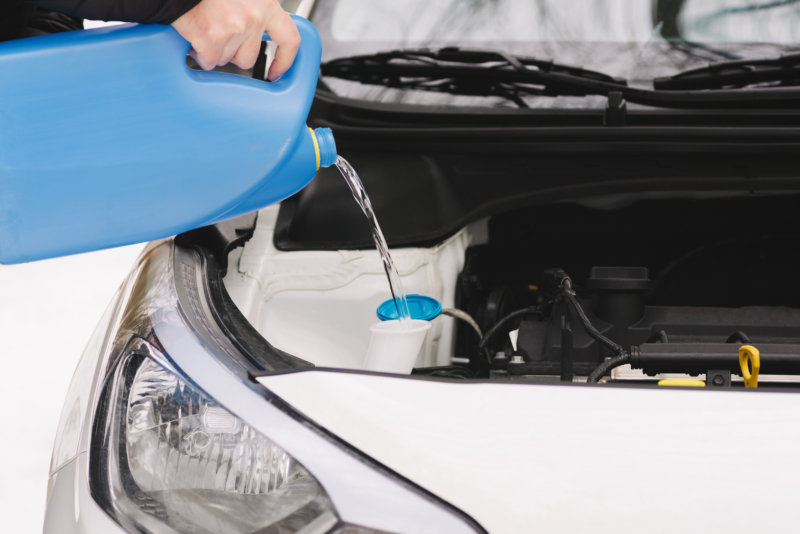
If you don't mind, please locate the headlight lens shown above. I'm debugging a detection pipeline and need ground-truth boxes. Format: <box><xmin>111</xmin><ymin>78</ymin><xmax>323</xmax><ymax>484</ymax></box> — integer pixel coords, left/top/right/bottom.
<box><xmin>127</xmin><ymin>357</ymin><xmax>304</xmax><ymax>497</ymax></box>
<box><xmin>93</xmin><ymin>342</ymin><xmax>341</xmax><ymax>534</ymax></box>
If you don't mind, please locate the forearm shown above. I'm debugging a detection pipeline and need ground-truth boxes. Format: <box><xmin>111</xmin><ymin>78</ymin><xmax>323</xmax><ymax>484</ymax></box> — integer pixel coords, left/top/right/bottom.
<box><xmin>25</xmin><ymin>0</ymin><xmax>200</xmax><ymax>24</ymax></box>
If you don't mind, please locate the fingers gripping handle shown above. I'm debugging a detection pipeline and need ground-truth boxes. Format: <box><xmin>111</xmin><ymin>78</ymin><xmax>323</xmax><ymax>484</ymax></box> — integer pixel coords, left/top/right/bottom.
<box><xmin>262</xmin><ymin>16</ymin><xmax>322</xmax><ymax>95</ymax></box>
<box><xmin>168</xmin><ymin>15</ymin><xmax>321</xmax><ymax>114</ymax></box>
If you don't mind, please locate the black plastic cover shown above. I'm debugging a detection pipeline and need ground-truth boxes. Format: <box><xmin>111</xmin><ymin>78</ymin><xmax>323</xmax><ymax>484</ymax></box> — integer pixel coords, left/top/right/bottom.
<box><xmin>276</xmin><ymin>91</ymin><xmax>800</xmax><ymax>251</ymax></box>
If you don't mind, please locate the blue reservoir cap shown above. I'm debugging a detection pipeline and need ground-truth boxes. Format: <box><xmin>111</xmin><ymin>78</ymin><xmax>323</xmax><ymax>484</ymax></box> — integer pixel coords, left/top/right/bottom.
<box><xmin>377</xmin><ymin>294</ymin><xmax>442</xmax><ymax>321</ymax></box>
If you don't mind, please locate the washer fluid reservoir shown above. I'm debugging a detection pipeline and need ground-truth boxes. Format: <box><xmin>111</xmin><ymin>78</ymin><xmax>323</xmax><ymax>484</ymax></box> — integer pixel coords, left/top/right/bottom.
<box><xmin>0</xmin><ymin>16</ymin><xmax>336</xmax><ymax>264</ymax></box>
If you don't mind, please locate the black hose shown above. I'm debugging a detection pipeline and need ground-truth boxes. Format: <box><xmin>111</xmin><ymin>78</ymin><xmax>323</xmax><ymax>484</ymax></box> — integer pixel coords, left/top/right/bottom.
<box><xmin>479</xmin><ymin>273</ymin><xmax>628</xmax><ymax>376</ymax></box>
<box><xmin>561</xmin><ymin>280</ymin><xmax>626</xmax><ymax>358</ymax></box>
<box><xmin>559</xmin><ymin>276</ymin><xmax>630</xmax><ymax>383</ymax></box>
<box><xmin>479</xmin><ymin>307</ymin><xmax>537</xmax><ymax>363</ymax></box>
<box><xmin>587</xmin><ymin>353</ymin><xmax>632</xmax><ymax>383</ymax></box>
<box><xmin>411</xmin><ymin>366</ymin><xmax>475</xmax><ymax>379</ymax></box>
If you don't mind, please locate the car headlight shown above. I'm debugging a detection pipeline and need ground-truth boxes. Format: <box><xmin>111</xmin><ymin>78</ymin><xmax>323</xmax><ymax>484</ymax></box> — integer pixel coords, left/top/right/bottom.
<box><xmin>74</xmin><ymin>241</ymin><xmax>480</xmax><ymax>534</ymax></box>
<box><xmin>94</xmin><ymin>340</ymin><xmax>341</xmax><ymax>533</ymax></box>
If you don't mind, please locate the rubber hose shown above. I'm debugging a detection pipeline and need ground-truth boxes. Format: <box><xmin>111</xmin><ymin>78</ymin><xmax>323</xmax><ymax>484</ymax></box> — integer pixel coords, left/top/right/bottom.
<box><xmin>587</xmin><ymin>353</ymin><xmax>632</xmax><ymax>383</ymax></box>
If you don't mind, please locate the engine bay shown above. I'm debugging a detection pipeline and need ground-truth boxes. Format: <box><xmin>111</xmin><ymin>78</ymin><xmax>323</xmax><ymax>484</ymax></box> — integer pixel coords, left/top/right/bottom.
<box><xmin>444</xmin><ymin>194</ymin><xmax>800</xmax><ymax>387</ymax></box>
<box><xmin>218</xmin><ymin>192</ymin><xmax>800</xmax><ymax>390</ymax></box>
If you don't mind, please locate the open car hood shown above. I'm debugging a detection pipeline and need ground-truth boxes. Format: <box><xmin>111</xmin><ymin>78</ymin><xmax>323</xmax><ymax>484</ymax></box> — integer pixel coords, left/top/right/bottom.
<box><xmin>257</xmin><ymin>370</ymin><xmax>800</xmax><ymax>533</ymax></box>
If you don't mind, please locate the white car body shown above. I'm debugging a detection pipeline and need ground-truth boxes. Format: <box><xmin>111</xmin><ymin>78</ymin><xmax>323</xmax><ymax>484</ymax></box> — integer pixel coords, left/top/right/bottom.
<box><xmin>36</xmin><ymin>1</ymin><xmax>800</xmax><ymax>532</ymax></box>
<box><xmin>42</xmin><ymin>213</ymin><xmax>800</xmax><ymax>533</ymax></box>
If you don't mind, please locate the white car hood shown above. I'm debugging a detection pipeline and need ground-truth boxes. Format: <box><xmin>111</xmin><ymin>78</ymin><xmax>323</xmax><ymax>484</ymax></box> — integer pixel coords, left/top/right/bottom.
<box><xmin>257</xmin><ymin>371</ymin><xmax>800</xmax><ymax>533</ymax></box>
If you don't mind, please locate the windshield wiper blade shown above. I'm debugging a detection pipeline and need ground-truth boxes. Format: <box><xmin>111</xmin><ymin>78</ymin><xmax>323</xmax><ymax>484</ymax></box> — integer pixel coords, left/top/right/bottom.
<box><xmin>322</xmin><ymin>48</ymin><xmax>626</xmax><ymax>85</ymax></box>
<box><xmin>321</xmin><ymin>48</ymin><xmax>628</xmax><ymax>108</ymax></box>
<box><xmin>654</xmin><ymin>53</ymin><xmax>800</xmax><ymax>90</ymax></box>
<box><xmin>321</xmin><ymin>47</ymin><xmax>800</xmax><ymax>109</ymax></box>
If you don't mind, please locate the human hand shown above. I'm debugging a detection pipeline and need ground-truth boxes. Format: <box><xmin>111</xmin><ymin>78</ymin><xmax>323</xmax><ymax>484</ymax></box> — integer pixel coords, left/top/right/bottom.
<box><xmin>172</xmin><ymin>0</ymin><xmax>300</xmax><ymax>79</ymax></box>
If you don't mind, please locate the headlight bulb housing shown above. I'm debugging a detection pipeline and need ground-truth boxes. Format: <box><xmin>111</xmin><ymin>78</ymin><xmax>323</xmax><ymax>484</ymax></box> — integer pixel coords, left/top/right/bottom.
<box><xmin>91</xmin><ymin>340</ymin><xmax>341</xmax><ymax>534</ymax></box>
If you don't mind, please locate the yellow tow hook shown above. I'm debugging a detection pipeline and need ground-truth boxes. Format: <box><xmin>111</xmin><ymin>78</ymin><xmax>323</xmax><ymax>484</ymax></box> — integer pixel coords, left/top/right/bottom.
<box><xmin>739</xmin><ymin>345</ymin><xmax>760</xmax><ymax>388</ymax></box>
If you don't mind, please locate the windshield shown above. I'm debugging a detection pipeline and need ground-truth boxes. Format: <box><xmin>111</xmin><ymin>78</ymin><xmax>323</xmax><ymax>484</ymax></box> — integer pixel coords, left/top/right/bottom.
<box><xmin>327</xmin><ymin>0</ymin><xmax>800</xmax><ymax>44</ymax></box>
<box><xmin>311</xmin><ymin>0</ymin><xmax>800</xmax><ymax>106</ymax></box>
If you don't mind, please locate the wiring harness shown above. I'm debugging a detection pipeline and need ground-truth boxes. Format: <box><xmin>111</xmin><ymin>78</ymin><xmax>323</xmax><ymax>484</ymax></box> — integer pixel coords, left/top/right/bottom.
<box><xmin>557</xmin><ymin>275</ymin><xmax>632</xmax><ymax>383</ymax></box>
<box><xmin>479</xmin><ymin>268</ymin><xmax>632</xmax><ymax>382</ymax></box>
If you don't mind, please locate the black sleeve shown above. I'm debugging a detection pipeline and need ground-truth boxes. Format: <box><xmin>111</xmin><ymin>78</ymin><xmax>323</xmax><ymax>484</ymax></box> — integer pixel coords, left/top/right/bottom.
<box><xmin>25</xmin><ymin>0</ymin><xmax>201</xmax><ymax>24</ymax></box>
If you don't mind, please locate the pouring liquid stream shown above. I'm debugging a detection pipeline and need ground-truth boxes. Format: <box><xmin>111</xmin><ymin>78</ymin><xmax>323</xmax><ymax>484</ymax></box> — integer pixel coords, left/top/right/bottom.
<box><xmin>335</xmin><ymin>156</ymin><xmax>412</xmax><ymax>325</ymax></box>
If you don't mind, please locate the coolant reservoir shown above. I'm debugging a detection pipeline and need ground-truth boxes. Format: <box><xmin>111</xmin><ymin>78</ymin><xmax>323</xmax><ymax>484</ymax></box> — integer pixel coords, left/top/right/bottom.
<box><xmin>0</xmin><ymin>16</ymin><xmax>336</xmax><ymax>264</ymax></box>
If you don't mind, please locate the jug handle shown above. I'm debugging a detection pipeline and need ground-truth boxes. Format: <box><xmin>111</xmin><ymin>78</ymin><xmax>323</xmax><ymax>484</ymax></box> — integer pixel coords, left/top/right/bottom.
<box><xmin>168</xmin><ymin>15</ymin><xmax>322</xmax><ymax>100</ymax></box>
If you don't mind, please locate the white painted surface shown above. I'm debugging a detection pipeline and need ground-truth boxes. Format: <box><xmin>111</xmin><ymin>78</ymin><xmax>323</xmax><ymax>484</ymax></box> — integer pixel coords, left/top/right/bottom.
<box><xmin>258</xmin><ymin>370</ymin><xmax>800</xmax><ymax>534</ymax></box>
<box><xmin>0</xmin><ymin>245</ymin><xmax>143</xmax><ymax>534</ymax></box>
<box><xmin>364</xmin><ymin>319</ymin><xmax>431</xmax><ymax>373</ymax></box>
<box><xmin>224</xmin><ymin>206</ymin><xmax>474</xmax><ymax>369</ymax></box>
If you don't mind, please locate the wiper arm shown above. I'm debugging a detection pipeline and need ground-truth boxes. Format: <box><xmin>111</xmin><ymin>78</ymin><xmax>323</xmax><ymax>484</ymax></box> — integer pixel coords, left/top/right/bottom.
<box><xmin>654</xmin><ymin>53</ymin><xmax>800</xmax><ymax>90</ymax></box>
<box><xmin>321</xmin><ymin>47</ymin><xmax>800</xmax><ymax>109</ymax></box>
<box><xmin>321</xmin><ymin>48</ymin><xmax>628</xmax><ymax>108</ymax></box>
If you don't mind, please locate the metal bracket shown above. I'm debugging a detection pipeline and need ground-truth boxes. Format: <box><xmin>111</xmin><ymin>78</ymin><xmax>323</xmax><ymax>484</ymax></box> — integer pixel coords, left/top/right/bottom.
<box><xmin>604</xmin><ymin>91</ymin><xmax>627</xmax><ymax>126</ymax></box>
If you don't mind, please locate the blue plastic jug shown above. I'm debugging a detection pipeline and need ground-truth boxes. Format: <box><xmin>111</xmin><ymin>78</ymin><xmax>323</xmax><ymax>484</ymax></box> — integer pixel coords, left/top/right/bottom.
<box><xmin>0</xmin><ymin>16</ymin><xmax>336</xmax><ymax>264</ymax></box>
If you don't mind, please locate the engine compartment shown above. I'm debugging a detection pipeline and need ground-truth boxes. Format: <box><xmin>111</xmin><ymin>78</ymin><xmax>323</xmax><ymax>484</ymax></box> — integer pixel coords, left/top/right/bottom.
<box><xmin>448</xmin><ymin>194</ymin><xmax>800</xmax><ymax>387</ymax></box>
<box><xmin>219</xmin><ymin>192</ymin><xmax>800</xmax><ymax>389</ymax></box>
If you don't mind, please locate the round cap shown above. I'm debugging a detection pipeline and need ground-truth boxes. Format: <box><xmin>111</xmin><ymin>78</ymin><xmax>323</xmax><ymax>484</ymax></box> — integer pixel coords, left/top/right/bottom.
<box><xmin>313</xmin><ymin>127</ymin><xmax>337</xmax><ymax>168</ymax></box>
<box><xmin>377</xmin><ymin>294</ymin><xmax>442</xmax><ymax>321</ymax></box>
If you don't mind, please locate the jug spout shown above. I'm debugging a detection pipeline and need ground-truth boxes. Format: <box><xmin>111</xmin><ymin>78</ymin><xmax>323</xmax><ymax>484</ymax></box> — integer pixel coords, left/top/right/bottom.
<box><xmin>312</xmin><ymin>127</ymin><xmax>338</xmax><ymax>169</ymax></box>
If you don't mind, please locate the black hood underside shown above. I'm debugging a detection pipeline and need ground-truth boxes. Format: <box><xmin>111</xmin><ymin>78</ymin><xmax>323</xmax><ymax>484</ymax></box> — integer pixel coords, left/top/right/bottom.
<box><xmin>277</xmin><ymin>91</ymin><xmax>800</xmax><ymax>251</ymax></box>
